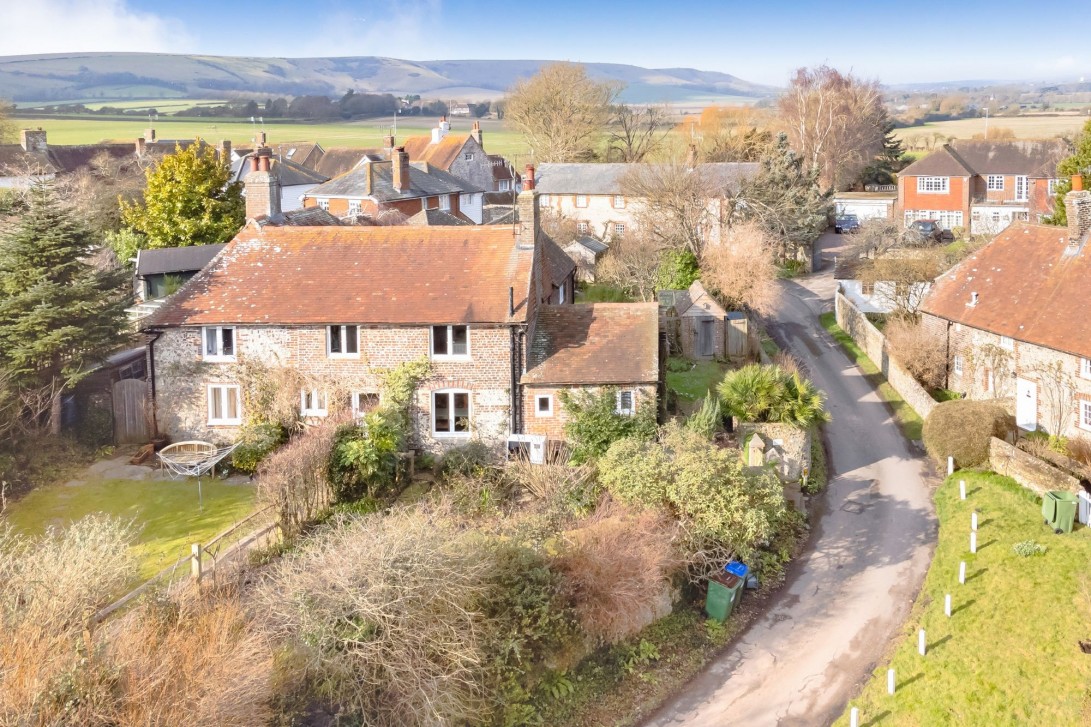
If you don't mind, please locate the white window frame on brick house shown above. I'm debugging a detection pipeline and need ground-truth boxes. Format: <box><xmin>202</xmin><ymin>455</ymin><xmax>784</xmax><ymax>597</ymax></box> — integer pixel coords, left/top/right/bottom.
<box><xmin>539</xmin><ymin>194</ymin><xmax>551</xmax><ymax>206</ymax></box>
<box><xmin>207</xmin><ymin>384</ymin><xmax>241</xmax><ymax>425</ymax></box>
<box><xmin>1081</xmin><ymin>358</ymin><xmax>1091</xmax><ymax>380</ymax></box>
<box><xmin>431</xmin><ymin>325</ymin><xmax>470</xmax><ymax>360</ymax></box>
<box><xmin>1049</xmin><ymin>179</ymin><xmax>1062</xmax><ymax>195</ymax></box>
<box><xmin>439</xmin><ymin>194</ymin><xmax>451</xmax><ymax>211</ymax></box>
<box><xmin>1015</xmin><ymin>175</ymin><xmax>1028</xmax><ymax>202</ymax></box>
<box><xmin>318</xmin><ymin>199</ymin><xmax>330</xmax><ymax>211</ymax></box>
<box><xmin>612</xmin><ymin>195</ymin><xmax>625</xmax><ymax>208</ymax></box>
<box><xmin>202</xmin><ymin>326</ymin><xmax>236</xmax><ymax>362</ymax></box>
<box><xmin>347</xmin><ymin>200</ymin><xmax>361</xmax><ymax>216</ymax></box>
<box><xmin>1081</xmin><ymin>400</ymin><xmax>1091</xmax><ymax>432</ymax></box>
<box><xmin>351</xmin><ymin>391</ymin><xmax>380</xmax><ymax>419</ymax></box>
<box><xmin>535</xmin><ymin>394</ymin><xmax>553</xmax><ymax>417</ymax></box>
<box><xmin>616</xmin><ymin>389</ymin><xmax>635</xmax><ymax>416</ymax></box>
<box><xmin>464</xmin><ymin>151</ymin><xmax>475</xmax><ymax>161</ymax></box>
<box><xmin>432</xmin><ymin>389</ymin><xmax>471</xmax><ymax>436</ymax></box>
<box><xmin>613</xmin><ymin>222</ymin><xmax>626</xmax><ymax>236</ymax></box>
<box><xmin>575</xmin><ymin>194</ymin><xmax>588</xmax><ymax>208</ymax></box>
<box><xmin>987</xmin><ymin>175</ymin><xmax>1004</xmax><ymax>191</ymax></box>
<box><xmin>953</xmin><ymin>354</ymin><xmax>964</xmax><ymax>376</ymax></box>
<box><xmin>999</xmin><ymin>335</ymin><xmax>1014</xmax><ymax>351</ymax></box>
<box><xmin>300</xmin><ymin>389</ymin><xmax>328</xmax><ymax>418</ymax></box>
<box><xmin>576</xmin><ymin>221</ymin><xmax>589</xmax><ymax>235</ymax></box>
<box><xmin>327</xmin><ymin>325</ymin><xmax>359</xmax><ymax>358</ymax></box>
<box><xmin>917</xmin><ymin>177</ymin><xmax>950</xmax><ymax>193</ymax></box>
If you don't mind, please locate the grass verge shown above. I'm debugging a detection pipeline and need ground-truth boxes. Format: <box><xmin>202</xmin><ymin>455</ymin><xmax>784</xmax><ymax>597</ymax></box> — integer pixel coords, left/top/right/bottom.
<box><xmin>819</xmin><ymin>311</ymin><xmax>924</xmax><ymax>441</ymax></box>
<box><xmin>2</xmin><ymin>477</ymin><xmax>256</xmax><ymax>579</ymax></box>
<box><xmin>835</xmin><ymin>471</ymin><xmax>1091</xmax><ymax>726</ymax></box>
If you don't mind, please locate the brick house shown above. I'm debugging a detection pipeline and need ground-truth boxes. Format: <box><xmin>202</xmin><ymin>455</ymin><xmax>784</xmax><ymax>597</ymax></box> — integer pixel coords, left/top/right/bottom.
<box><xmin>142</xmin><ymin>179</ymin><xmax>665</xmax><ymax>454</ymax></box>
<box><xmin>300</xmin><ymin>146</ymin><xmax>486</xmax><ymax>223</ymax></box>
<box><xmin>919</xmin><ymin>181</ymin><xmax>1091</xmax><ymax>437</ymax></box>
<box><xmin>896</xmin><ymin>139</ymin><xmax>1068</xmax><ymax>235</ymax></box>
<box><xmin>521</xmin><ymin>303</ymin><xmax>663</xmax><ymax>440</ymax></box>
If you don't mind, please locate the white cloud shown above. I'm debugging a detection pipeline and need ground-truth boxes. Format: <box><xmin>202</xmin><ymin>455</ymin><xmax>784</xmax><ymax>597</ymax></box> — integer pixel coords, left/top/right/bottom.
<box><xmin>0</xmin><ymin>0</ymin><xmax>193</xmax><ymax>55</ymax></box>
<box><xmin>294</xmin><ymin>0</ymin><xmax>445</xmax><ymax>59</ymax></box>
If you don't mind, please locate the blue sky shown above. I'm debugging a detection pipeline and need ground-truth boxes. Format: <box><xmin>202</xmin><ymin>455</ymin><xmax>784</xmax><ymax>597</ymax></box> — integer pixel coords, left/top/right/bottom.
<box><xmin>2</xmin><ymin>0</ymin><xmax>1086</xmax><ymax>86</ymax></box>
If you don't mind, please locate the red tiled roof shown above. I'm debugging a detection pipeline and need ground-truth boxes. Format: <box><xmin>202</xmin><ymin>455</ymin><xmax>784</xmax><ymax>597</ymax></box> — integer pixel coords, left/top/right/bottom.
<box><xmin>920</xmin><ymin>222</ymin><xmax>1091</xmax><ymax>358</ymax></box>
<box><xmin>146</xmin><ymin>224</ymin><xmax>535</xmax><ymax>327</ymax></box>
<box><xmin>401</xmin><ymin>134</ymin><xmax>469</xmax><ymax>171</ymax></box>
<box><xmin>522</xmin><ymin>303</ymin><xmax>660</xmax><ymax>385</ymax></box>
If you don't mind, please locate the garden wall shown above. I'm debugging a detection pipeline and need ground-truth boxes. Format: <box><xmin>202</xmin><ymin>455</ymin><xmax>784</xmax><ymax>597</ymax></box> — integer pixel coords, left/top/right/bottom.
<box><xmin>834</xmin><ymin>292</ymin><xmax>937</xmax><ymax>421</ymax></box>
<box><xmin>988</xmin><ymin>437</ymin><xmax>1082</xmax><ymax>496</ymax></box>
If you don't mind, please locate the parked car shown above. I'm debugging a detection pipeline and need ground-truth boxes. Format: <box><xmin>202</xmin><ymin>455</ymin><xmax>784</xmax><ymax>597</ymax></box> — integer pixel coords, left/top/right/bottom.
<box><xmin>834</xmin><ymin>214</ymin><xmax>861</xmax><ymax>234</ymax></box>
<box><xmin>906</xmin><ymin>219</ymin><xmax>954</xmax><ymax>243</ymax></box>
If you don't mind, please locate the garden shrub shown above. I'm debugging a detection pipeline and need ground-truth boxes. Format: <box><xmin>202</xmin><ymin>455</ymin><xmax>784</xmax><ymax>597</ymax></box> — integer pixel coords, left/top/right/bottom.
<box><xmin>666</xmin><ymin>357</ymin><xmax>692</xmax><ymax>374</ymax></box>
<box><xmin>256</xmin><ymin>419</ymin><xmax>341</xmax><ymax>539</ymax></box>
<box><xmin>438</xmin><ymin>440</ymin><xmax>495</xmax><ymax>479</ymax></box>
<box><xmin>74</xmin><ymin>395</ymin><xmax>114</xmax><ymax>448</ymax></box>
<box><xmin>328</xmin><ymin>411</ymin><xmax>403</xmax><ymax>502</ymax></box>
<box><xmin>444</xmin><ymin>466</ymin><xmax>514</xmax><ymax>517</ymax></box>
<box><xmin>656</xmin><ymin>249</ymin><xmax>700</xmax><ymax>291</ymax></box>
<box><xmin>922</xmin><ymin>399</ymin><xmax>1014</xmax><ymax>469</ymax></box>
<box><xmin>685</xmin><ymin>396</ymin><xmax>723</xmax><ymax>440</ymax></box>
<box><xmin>717</xmin><ymin>364</ymin><xmax>829</xmax><ymax>427</ymax></box>
<box><xmin>558</xmin><ymin>387</ymin><xmax>657</xmax><ymax>464</ymax></box>
<box><xmin>230</xmin><ymin>421</ymin><xmax>285</xmax><ymax>473</ymax></box>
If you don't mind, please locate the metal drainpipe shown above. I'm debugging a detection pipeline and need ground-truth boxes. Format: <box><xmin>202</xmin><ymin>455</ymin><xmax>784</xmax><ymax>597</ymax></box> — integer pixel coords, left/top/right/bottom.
<box><xmin>146</xmin><ymin>329</ymin><xmax>163</xmax><ymax>438</ymax></box>
<box><xmin>944</xmin><ymin>320</ymin><xmax>951</xmax><ymax>390</ymax></box>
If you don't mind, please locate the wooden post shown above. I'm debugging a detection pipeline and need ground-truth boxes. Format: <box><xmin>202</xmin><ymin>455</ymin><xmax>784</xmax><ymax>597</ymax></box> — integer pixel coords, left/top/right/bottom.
<box><xmin>191</xmin><ymin>543</ymin><xmax>202</xmax><ymax>581</ymax></box>
<box><xmin>887</xmin><ymin>668</ymin><xmax>896</xmax><ymax>695</ymax></box>
<box><xmin>959</xmin><ymin>561</ymin><xmax>966</xmax><ymax>585</ymax></box>
<box><xmin>918</xmin><ymin>629</ymin><xmax>926</xmax><ymax>656</ymax></box>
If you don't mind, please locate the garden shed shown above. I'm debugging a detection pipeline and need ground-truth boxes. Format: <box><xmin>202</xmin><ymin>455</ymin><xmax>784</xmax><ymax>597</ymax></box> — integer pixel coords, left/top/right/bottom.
<box><xmin>659</xmin><ymin>280</ymin><xmax>749</xmax><ymax>360</ymax></box>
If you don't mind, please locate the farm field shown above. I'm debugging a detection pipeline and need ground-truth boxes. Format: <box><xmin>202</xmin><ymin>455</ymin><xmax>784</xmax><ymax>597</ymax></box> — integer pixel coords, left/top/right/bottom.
<box><xmin>834</xmin><ymin>471</ymin><xmax>1091</xmax><ymax>726</ymax></box>
<box><xmin>11</xmin><ymin>114</ymin><xmax>532</xmax><ymax>158</ymax></box>
<box><xmin>895</xmin><ymin>114</ymin><xmax>1089</xmax><ymax>143</ymax></box>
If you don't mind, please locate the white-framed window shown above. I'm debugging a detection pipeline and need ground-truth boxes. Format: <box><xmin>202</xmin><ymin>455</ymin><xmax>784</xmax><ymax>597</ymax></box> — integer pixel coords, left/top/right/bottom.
<box><xmin>917</xmin><ymin>176</ymin><xmax>950</xmax><ymax>193</ymax></box>
<box><xmin>464</xmin><ymin>152</ymin><xmax>475</xmax><ymax>161</ymax></box>
<box><xmin>327</xmin><ymin>325</ymin><xmax>359</xmax><ymax>358</ymax></box>
<box><xmin>1081</xmin><ymin>400</ymin><xmax>1091</xmax><ymax>431</ymax></box>
<box><xmin>202</xmin><ymin>326</ymin><xmax>236</xmax><ymax>362</ymax></box>
<box><xmin>1049</xmin><ymin>179</ymin><xmax>1062</xmax><ymax>195</ymax></box>
<box><xmin>999</xmin><ymin>335</ymin><xmax>1014</xmax><ymax>351</ymax></box>
<box><xmin>559</xmin><ymin>281</ymin><xmax>567</xmax><ymax>303</ymax></box>
<box><xmin>953</xmin><ymin>355</ymin><xmax>964</xmax><ymax>376</ymax></box>
<box><xmin>576</xmin><ymin>221</ymin><xmax>589</xmax><ymax>235</ymax></box>
<box><xmin>439</xmin><ymin>194</ymin><xmax>451</xmax><ymax>211</ymax></box>
<box><xmin>986</xmin><ymin>175</ymin><xmax>1005</xmax><ymax>191</ymax></box>
<box><xmin>433</xmin><ymin>390</ymin><xmax>471</xmax><ymax>436</ymax></box>
<box><xmin>318</xmin><ymin>199</ymin><xmax>330</xmax><ymax>211</ymax></box>
<box><xmin>1081</xmin><ymin>358</ymin><xmax>1091</xmax><ymax>380</ymax></box>
<box><xmin>616</xmin><ymin>389</ymin><xmax>635</xmax><ymax>416</ymax></box>
<box><xmin>431</xmin><ymin>324</ymin><xmax>470</xmax><ymax>359</ymax></box>
<box><xmin>612</xmin><ymin>194</ymin><xmax>625</xmax><ymax>208</ymax></box>
<box><xmin>499</xmin><ymin>179</ymin><xmax>511</xmax><ymax>192</ymax></box>
<box><xmin>613</xmin><ymin>222</ymin><xmax>626</xmax><ymax>236</ymax></box>
<box><xmin>575</xmin><ymin>194</ymin><xmax>588</xmax><ymax>208</ymax></box>
<box><xmin>535</xmin><ymin>394</ymin><xmax>553</xmax><ymax>417</ymax></box>
<box><xmin>207</xmin><ymin>384</ymin><xmax>241</xmax><ymax>425</ymax></box>
<box><xmin>348</xmin><ymin>200</ymin><xmax>361</xmax><ymax>216</ymax></box>
<box><xmin>539</xmin><ymin>194</ymin><xmax>551</xmax><ymax>205</ymax></box>
<box><xmin>300</xmin><ymin>389</ymin><xmax>328</xmax><ymax>417</ymax></box>
<box><xmin>1015</xmin><ymin>175</ymin><xmax>1028</xmax><ymax>202</ymax></box>
<box><xmin>352</xmin><ymin>391</ymin><xmax>380</xmax><ymax>419</ymax></box>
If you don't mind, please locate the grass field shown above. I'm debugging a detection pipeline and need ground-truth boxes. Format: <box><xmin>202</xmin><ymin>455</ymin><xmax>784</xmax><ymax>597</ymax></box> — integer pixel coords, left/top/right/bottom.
<box><xmin>11</xmin><ymin>114</ymin><xmax>532</xmax><ymax>157</ymax></box>
<box><xmin>896</xmin><ymin>114</ymin><xmax>1090</xmax><ymax>143</ymax></box>
<box><xmin>836</xmin><ymin>471</ymin><xmax>1091</xmax><ymax>726</ymax></box>
<box><xmin>3</xmin><ymin>477</ymin><xmax>256</xmax><ymax>579</ymax></box>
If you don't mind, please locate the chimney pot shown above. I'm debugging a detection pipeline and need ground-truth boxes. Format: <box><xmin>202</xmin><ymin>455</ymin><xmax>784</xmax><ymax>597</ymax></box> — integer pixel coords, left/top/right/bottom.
<box><xmin>392</xmin><ymin>146</ymin><xmax>411</xmax><ymax>193</ymax></box>
<box><xmin>219</xmin><ymin>139</ymin><xmax>232</xmax><ymax>161</ymax></box>
<box><xmin>244</xmin><ymin>153</ymin><xmax>281</xmax><ymax>220</ymax></box>
<box><xmin>523</xmin><ymin>164</ymin><xmax>535</xmax><ymax>191</ymax></box>
<box><xmin>1073</xmin><ymin>174</ymin><xmax>1084</xmax><ymax>192</ymax></box>
<box><xmin>143</xmin><ymin>128</ymin><xmax>156</xmax><ymax>143</ymax></box>
<box><xmin>470</xmin><ymin>121</ymin><xmax>482</xmax><ymax>146</ymax></box>
<box><xmin>1064</xmin><ymin>183</ymin><xmax>1091</xmax><ymax>246</ymax></box>
<box><xmin>20</xmin><ymin>128</ymin><xmax>47</xmax><ymax>153</ymax></box>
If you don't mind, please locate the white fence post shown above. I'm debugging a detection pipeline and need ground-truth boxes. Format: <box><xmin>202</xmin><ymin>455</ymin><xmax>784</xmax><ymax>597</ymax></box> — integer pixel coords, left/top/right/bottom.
<box><xmin>959</xmin><ymin>560</ymin><xmax>966</xmax><ymax>584</ymax></box>
<box><xmin>960</xmin><ymin>479</ymin><xmax>966</xmax><ymax>500</ymax></box>
<box><xmin>918</xmin><ymin>629</ymin><xmax>926</xmax><ymax>656</ymax></box>
<box><xmin>191</xmin><ymin>543</ymin><xmax>202</xmax><ymax>581</ymax></box>
<box><xmin>945</xmin><ymin>594</ymin><xmax>952</xmax><ymax>617</ymax></box>
<box><xmin>948</xmin><ymin>457</ymin><xmax>955</xmax><ymax>475</ymax></box>
<box><xmin>971</xmin><ymin>511</ymin><xmax>978</xmax><ymax>531</ymax></box>
<box><xmin>850</xmin><ymin>707</ymin><xmax>860</xmax><ymax>727</ymax></box>
<box><xmin>887</xmin><ymin>668</ymin><xmax>896</xmax><ymax>695</ymax></box>
<box><xmin>970</xmin><ymin>532</ymin><xmax>977</xmax><ymax>554</ymax></box>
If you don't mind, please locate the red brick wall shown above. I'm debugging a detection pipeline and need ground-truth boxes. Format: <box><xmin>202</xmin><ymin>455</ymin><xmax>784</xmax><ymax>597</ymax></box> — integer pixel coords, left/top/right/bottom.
<box><xmin>900</xmin><ymin>175</ymin><xmax>970</xmax><ymax>215</ymax></box>
<box><xmin>522</xmin><ymin>384</ymin><xmax>657</xmax><ymax>440</ymax></box>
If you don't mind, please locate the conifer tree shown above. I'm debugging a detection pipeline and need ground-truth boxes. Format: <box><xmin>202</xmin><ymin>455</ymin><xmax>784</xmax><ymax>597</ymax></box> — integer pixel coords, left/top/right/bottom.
<box><xmin>0</xmin><ymin>183</ymin><xmax>128</xmax><ymax>431</ymax></box>
<box><xmin>120</xmin><ymin>141</ymin><xmax>244</xmax><ymax>248</ymax></box>
<box><xmin>1045</xmin><ymin>119</ymin><xmax>1091</xmax><ymax>226</ymax></box>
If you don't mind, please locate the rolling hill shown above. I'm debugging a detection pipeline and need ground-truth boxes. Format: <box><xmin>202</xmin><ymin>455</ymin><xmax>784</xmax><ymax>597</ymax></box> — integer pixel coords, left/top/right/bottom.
<box><xmin>0</xmin><ymin>52</ymin><xmax>775</xmax><ymax>105</ymax></box>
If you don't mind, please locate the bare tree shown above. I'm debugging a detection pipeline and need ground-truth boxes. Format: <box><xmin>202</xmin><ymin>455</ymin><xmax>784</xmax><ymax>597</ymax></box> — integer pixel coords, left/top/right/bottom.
<box><xmin>596</xmin><ymin>227</ymin><xmax>663</xmax><ymax>302</ymax></box>
<box><xmin>856</xmin><ymin>250</ymin><xmax>945</xmax><ymax>318</ymax></box>
<box><xmin>699</xmin><ymin>221</ymin><xmax>780</xmax><ymax>315</ymax></box>
<box><xmin>607</xmin><ymin>104</ymin><xmax>671</xmax><ymax>162</ymax></box>
<box><xmin>505</xmin><ymin>63</ymin><xmax>621</xmax><ymax>162</ymax></box>
<box><xmin>778</xmin><ymin>65</ymin><xmax>886</xmax><ymax>191</ymax></box>
<box><xmin>1032</xmin><ymin>362</ymin><xmax>1076</xmax><ymax>438</ymax></box>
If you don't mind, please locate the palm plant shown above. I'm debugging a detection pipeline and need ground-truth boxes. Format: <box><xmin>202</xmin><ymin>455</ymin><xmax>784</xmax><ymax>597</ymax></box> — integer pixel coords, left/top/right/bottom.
<box><xmin>717</xmin><ymin>364</ymin><xmax>829</xmax><ymax>427</ymax></box>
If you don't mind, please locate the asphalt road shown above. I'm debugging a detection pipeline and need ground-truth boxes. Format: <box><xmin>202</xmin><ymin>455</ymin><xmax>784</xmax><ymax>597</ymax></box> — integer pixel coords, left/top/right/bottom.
<box><xmin>645</xmin><ymin>232</ymin><xmax>937</xmax><ymax>727</ymax></box>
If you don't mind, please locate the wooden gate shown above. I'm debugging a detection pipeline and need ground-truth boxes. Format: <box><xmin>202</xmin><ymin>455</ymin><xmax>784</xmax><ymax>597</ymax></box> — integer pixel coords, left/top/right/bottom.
<box><xmin>112</xmin><ymin>379</ymin><xmax>150</xmax><ymax>444</ymax></box>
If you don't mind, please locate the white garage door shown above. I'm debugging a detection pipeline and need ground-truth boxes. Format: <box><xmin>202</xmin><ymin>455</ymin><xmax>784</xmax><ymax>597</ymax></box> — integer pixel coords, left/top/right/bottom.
<box><xmin>836</xmin><ymin>201</ymin><xmax>890</xmax><ymax>220</ymax></box>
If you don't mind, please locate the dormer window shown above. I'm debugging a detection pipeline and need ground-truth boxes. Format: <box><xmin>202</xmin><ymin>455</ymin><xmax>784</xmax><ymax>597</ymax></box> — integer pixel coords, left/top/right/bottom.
<box><xmin>202</xmin><ymin>326</ymin><xmax>236</xmax><ymax>361</ymax></box>
<box><xmin>432</xmin><ymin>325</ymin><xmax>470</xmax><ymax>359</ymax></box>
<box><xmin>327</xmin><ymin>325</ymin><xmax>359</xmax><ymax>358</ymax></box>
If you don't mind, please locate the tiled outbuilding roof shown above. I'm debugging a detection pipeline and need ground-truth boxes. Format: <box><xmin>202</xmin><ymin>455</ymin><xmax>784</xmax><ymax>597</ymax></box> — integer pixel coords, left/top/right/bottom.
<box><xmin>522</xmin><ymin>303</ymin><xmax>660</xmax><ymax>385</ymax></box>
<box><xmin>145</xmin><ymin>225</ymin><xmax>537</xmax><ymax>328</ymax></box>
<box><xmin>306</xmin><ymin>160</ymin><xmax>482</xmax><ymax>202</ymax></box>
<box><xmin>920</xmin><ymin>222</ymin><xmax>1091</xmax><ymax>358</ymax></box>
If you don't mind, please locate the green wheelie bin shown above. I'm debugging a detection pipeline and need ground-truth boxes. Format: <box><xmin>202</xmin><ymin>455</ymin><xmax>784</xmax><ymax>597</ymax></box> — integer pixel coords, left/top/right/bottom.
<box><xmin>705</xmin><ymin>571</ymin><xmax>744</xmax><ymax>622</ymax></box>
<box><xmin>1042</xmin><ymin>490</ymin><xmax>1079</xmax><ymax>534</ymax></box>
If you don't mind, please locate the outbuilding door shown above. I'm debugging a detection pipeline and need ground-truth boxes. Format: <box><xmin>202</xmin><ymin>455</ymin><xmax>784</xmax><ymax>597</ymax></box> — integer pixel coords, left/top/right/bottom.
<box><xmin>1016</xmin><ymin>378</ymin><xmax>1037</xmax><ymax>431</ymax></box>
<box><xmin>697</xmin><ymin>318</ymin><xmax>715</xmax><ymax>358</ymax></box>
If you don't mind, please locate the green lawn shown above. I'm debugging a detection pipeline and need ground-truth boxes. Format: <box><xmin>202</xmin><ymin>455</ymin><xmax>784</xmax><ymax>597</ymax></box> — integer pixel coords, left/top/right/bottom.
<box><xmin>2</xmin><ymin>477</ymin><xmax>256</xmax><ymax>579</ymax></box>
<box><xmin>575</xmin><ymin>283</ymin><xmax>634</xmax><ymax>303</ymax></box>
<box><xmin>837</xmin><ymin>471</ymin><xmax>1091</xmax><ymax>726</ymax></box>
<box><xmin>667</xmin><ymin>357</ymin><xmax>731</xmax><ymax>401</ymax></box>
<box><xmin>10</xmin><ymin>115</ymin><xmax>531</xmax><ymax>157</ymax></box>
<box><xmin>820</xmin><ymin>312</ymin><xmax>924</xmax><ymax>441</ymax></box>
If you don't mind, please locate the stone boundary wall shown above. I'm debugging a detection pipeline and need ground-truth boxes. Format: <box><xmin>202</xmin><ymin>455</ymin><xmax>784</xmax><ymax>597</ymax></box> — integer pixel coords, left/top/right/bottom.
<box><xmin>834</xmin><ymin>292</ymin><xmax>937</xmax><ymax>422</ymax></box>
<box><xmin>988</xmin><ymin>437</ymin><xmax>1082</xmax><ymax>495</ymax></box>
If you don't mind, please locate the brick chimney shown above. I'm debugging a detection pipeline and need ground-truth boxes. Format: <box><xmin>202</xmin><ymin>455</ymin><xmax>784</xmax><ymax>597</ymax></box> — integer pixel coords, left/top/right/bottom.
<box><xmin>382</xmin><ymin>134</ymin><xmax>395</xmax><ymax>153</ymax></box>
<box><xmin>219</xmin><ymin>139</ymin><xmax>232</xmax><ymax>161</ymax></box>
<box><xmin>20</xmin><ymin>128</ymin><xmax>47</xmax><ymax>152</ymax></box>
<box><xmin>135</xmin><ymin>137</ymin><xmax>146</xmax><ymax>156</ymax></box>
<box><xmin>517</xmin><ymin>164</ymin><xmax>539</xmax><ymax>249</ymax></box>
<box><xmin>470</xmin><ymin>121</ymin><xmax>482</xmax><ymax>147</ymax></box>
<box><xmin>1065</xmin><ymin>175</ymin><xmax>1091</xmax><ymax>247</ymax></box>
<box><xmin>244</xmin><ymin>148</ymin><xmax>281</xmax><ymax>220</ymax></box>
<box><xmin>143</xmin><ymin>128</ymin><xmax>156</xmax><ymax>143</ymax></box>
<box><xmin>392</xmin><ymin>146</ymin><xmax>411</xmax><ymax>193</ymax></box>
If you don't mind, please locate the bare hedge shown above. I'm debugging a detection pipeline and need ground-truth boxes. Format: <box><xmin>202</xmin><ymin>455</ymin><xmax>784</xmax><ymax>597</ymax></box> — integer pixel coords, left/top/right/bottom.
<box><xmin>923</xmin><ymin>399</ymin><xmax>1014</xmax><ymax>469</ymax></box>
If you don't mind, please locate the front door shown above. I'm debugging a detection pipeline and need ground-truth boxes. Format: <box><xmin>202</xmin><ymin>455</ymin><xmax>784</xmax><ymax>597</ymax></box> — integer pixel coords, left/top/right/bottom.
<box><xmin>1016</xmin><ymin>378</ymin><xmax>1037</xmax><ymax>431</ymax></box>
